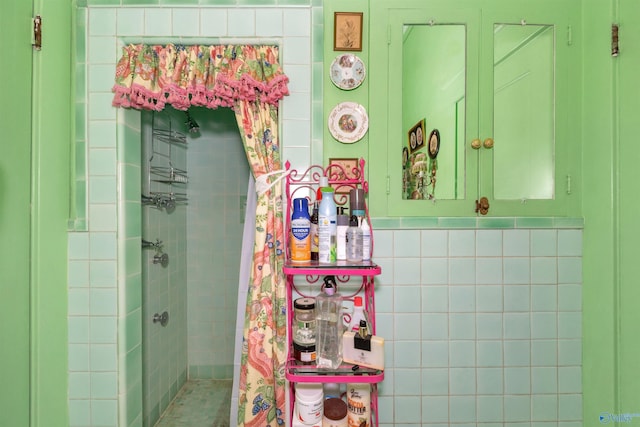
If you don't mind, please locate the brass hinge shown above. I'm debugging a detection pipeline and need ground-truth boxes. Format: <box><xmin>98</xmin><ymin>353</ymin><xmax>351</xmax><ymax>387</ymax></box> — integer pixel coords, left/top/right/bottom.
<box><xmin>612</xmin><ymin>24</ymin><xmax>619</xmax><ymax>57</ymax></box>
<box><xmin>567</xmin><ymin>25</ymin><xmax>572</xmax><ymax>46</ymax></box>
<box><xmin>33</xmin><ymin>15</ymin><xmax>42</xmax><ymax>50</ymax></box>
<box><xmin>386</xmin><ymin>175</ymin><xmax>390</xmax><ymax>195</ymax></box>
<box><xmin>566</xmin><ymin>174</ymin><xmax>572</xmax><ymax>195</ymax></box>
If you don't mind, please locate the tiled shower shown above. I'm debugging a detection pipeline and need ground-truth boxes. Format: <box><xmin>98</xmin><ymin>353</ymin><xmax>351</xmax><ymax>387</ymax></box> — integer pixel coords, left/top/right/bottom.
<box><xmin>68</xmin><ymin>3</ymin><xmax>318</xmax><ymax>426</ymax></box>
<box><xmin>139</xmin><ymin>106</ymin><xmax>247</xmax><ymax>425</ymax></box>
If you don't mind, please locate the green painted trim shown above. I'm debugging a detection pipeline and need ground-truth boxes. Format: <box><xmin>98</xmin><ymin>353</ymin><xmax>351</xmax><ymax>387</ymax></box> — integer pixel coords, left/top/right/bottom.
<box><xmin>371</xmin><ymin>216</ymin><xmax>584</xmax><ymax>230</ymax></box>
<box><xmin>30</xmin><ymin>0</ymin><xmax>72</xmax><ymax>425</ymax></box>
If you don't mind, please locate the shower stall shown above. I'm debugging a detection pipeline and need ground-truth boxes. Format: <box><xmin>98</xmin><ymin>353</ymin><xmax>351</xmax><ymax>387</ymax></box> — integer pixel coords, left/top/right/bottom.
<box><xmin>140</xmin><ymin>106</ymin><xmax>250</xmax><ymax>427</ymax></box>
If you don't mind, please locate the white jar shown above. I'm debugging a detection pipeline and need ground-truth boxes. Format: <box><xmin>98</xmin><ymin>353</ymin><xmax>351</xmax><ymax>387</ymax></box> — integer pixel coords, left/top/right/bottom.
<box><xmin>295</xmin><ymin>383</ymin><xmax>324</xmax><ymax>425</ymax></box>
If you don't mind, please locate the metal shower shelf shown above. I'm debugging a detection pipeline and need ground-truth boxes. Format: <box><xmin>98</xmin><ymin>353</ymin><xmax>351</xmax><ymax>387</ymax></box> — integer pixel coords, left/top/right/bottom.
<box><xmin>150</xmin><ymin>166</ymin><xmax>189</xmax><ymax>184</ymax></box>
<box><xmin>150</xmin><ymin>191</ymin><xmax>188</xmax><ymax>202</ymax></box>
<box><xmin>153</xmin><ymin>128</ymin><xmax>187</xmax><ymax>145</ymax></box>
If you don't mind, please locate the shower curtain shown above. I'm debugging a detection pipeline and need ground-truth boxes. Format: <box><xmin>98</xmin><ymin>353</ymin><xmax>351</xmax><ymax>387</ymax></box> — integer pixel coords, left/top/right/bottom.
<box><xmin>231</xmin><ymin>174</ymin><xmax>256</xmax><ymax>427</ymax></box>
<box><xmin>112</xmin><ymin>43</ymin><xmax>289</xmax><ymax>427</ymax></box>
<box><xmin>233</xmin><ymin>98</ymin><xmax>287</xmax><ymax>427</ymax></box>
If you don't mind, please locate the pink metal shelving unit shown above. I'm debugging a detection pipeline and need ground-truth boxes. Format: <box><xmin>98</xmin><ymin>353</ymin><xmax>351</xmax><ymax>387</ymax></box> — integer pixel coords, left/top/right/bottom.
<box><xmin>283</xmin><ymin>159</ymin><xmax>384</xmax><ymax>427</ymax></box>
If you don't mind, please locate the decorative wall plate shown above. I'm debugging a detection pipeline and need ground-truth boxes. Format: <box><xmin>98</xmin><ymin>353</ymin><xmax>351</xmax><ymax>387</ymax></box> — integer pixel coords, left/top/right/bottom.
<box><xmin>328</xmin><ymin>102</ymin><xmax>369</xmax><ymax>143</ymax></box>
<box><xmin>330</xmin><ymin>54</ymin><xmax>366</xmax><ymax>90</ymax></box>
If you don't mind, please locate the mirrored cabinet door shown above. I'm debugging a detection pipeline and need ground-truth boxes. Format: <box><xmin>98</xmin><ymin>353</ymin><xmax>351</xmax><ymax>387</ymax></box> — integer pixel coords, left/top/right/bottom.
<box><xmin>379</xmin><ymin>6</ymin><xmax>481</xmax><ymax>217</ymax></box>
<box><xmin>478</xmin><ymin>3</ymin><xmax>577</xmax><ymax>216</ymax></box>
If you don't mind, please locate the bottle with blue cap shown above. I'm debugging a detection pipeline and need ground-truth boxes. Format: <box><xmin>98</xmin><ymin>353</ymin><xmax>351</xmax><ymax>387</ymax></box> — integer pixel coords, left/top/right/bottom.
<box><xmin>290</xmin><ymin>198</ymin><xmax>311</xmax><ymax>262</ymax></box>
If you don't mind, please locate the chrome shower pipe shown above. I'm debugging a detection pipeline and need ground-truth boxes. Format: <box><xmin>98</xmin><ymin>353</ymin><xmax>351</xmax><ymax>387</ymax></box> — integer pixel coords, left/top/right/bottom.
<box><xmin>142</xmin><ymin>238</ymin><xmax>163</xmax><ymax>250</ymax></box>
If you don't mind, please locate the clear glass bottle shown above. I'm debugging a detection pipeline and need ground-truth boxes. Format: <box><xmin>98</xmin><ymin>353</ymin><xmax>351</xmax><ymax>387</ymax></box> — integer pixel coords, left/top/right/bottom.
<box><xmin>315</xmin><ymin>275</ymin><xmax>343</xmax><ymax>369</ymax></box>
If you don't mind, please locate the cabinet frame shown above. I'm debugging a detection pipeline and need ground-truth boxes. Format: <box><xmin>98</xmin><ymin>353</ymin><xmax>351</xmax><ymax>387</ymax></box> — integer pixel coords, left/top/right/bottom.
<box><xmin>368</xmin><ymin>0</ymin><xmax>581</xmax><ymax>217</ymax></box>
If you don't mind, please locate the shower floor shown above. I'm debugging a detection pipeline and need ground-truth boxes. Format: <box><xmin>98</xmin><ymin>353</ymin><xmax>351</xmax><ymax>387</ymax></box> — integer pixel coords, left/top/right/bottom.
<box><xmin>155</xmin><ymin>379</ymin><xmax>232</xmax><ymax>427</ymax></box>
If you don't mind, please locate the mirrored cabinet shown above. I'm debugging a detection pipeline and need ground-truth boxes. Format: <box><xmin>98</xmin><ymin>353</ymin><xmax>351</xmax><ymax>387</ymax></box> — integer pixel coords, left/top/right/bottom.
<box><xmin>368</xmin><ymin>0</ymin><xmax>581</xmax><ymax>217</ymax></box>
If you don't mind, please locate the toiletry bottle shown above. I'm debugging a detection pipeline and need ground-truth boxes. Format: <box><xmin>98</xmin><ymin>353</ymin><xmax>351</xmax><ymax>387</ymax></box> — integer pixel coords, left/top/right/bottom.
<box><xmin>346</xmin><ymin>215</ymin><xmax>363</xmax><ymax>263</ymax></box>
<box><xmin>290</xmin><ymin>198</ymin><xmax>311</xmax><ymax>262</ymax></box>
<box><xmin>317</xmin><ymin>176</ymin><xmax>329</xmax><ymax>201</ymax></box>
<box><xmin>347</xmin><ymin>296</ymin><xmax>368</xmax><ymax>332</ymax></box>
<box><xmin>315</xmin><ymin>276</ymin><xmax>343</xmax><ymax>369</ymax></box>
<box><xmin>349</xmin><ymin>188</ymin><xmax>365</xmax><ymax>220</ymax></box>
<box><xmin>336</xmin><ymin>207</ymin><xmax>349</xmax><ymax>261</ymax></box>
<box><xmin>318</xmin><ymin>187</ymin><xmax>337</xmax><ymax>264</ymax></box>
<box><xmin>360</xmin><ymin>217</ymin><xmax>371</xmax><ymax>262</ymax></box>
<box><xmin>346</xmin><ymin>383</ymin><xmax>371</xmax><ymax>427</ymax></box>
<box><xmin>293</xmin><ymin>297</ymin><xmax>316</xmax><ymax>365</ymax></box>
<box><xmin>323</xmin><ymin>382</ymin><xmax>342</xmax><ymax>400</ymax></box>
<box><xmin>310</xmin><ymin>201</ymin><xmax>319</xmax><ymax>261</ymax></box>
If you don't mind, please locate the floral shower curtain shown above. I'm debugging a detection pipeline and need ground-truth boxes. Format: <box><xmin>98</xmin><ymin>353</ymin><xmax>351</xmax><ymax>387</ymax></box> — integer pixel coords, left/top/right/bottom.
<box><xmin>112</xmin><ymin>44</ymin><xmax>289</xmax><ymax>427</ymax></box>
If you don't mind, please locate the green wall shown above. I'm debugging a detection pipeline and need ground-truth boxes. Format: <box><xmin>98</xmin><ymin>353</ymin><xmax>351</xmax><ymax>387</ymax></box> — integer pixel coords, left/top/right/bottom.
<box><xmin>0</xmin><ymin>0</ymin><xmax>71</xmax><ymax>426</ymax></box>
<box><xmin>1</xmin><ymin>0</ymin><xmax>638</xmax><ymax>425</ymax></box>
<box><xmin>0</xmin><ymin>2</ymin><xmax>34</xmax><ymax>424</ymax></box>
<box><xmin>323</xmin><ymin>0</ymin><xmax>371</xmax><ymax>167</ymax></box>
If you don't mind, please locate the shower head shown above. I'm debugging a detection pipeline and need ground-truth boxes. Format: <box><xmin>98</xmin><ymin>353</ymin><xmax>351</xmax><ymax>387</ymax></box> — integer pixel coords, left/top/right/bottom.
<box><xmin>184</xmin><ymin>110</ymin><xmax>200</xmax><ymax>134</ymax></box>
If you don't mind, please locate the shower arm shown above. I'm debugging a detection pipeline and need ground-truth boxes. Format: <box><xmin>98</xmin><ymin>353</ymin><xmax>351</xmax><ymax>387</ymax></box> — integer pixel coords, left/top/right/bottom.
<box><xmin>142</xmin><ymin>238</ymin><xmax>163</xmax><ymax>251</ymax></box>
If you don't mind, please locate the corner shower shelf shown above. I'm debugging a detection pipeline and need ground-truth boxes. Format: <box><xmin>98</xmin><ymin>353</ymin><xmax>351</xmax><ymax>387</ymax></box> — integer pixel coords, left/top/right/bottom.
<box><xmin>152</xmin><ymin>128</ymin><xmax>187</xmax><ymax>145</ymax></box>
<box><xmin>145</xmin><ymin>113</ymin><xmax>189</xmax><ymax>207</ymax></box>
<box><xmin>283</xmin><ymin>158</ymin><xmax>383</xmax><ymax>426</ymax></box>
<box><xmin>150</xmin><ymin>166</ymin><xmax>189</xmax><ymax>184</ymax></box>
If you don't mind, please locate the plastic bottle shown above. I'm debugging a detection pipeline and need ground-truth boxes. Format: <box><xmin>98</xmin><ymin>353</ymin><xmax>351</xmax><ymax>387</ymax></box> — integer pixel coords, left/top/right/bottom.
<box><xmin>290</xmin><ymin>198</ymin><xmax>311</xmax><ymax>262</ymax></box>
<box><xmin>360</xmin><ymin>217</ymin><xmax>371</xmax><ymax>261</ymax></box>
<box><xmin>310</xmin><ymin>201</ymin><xmax>319</xmax><ymax>261</ymax></box>
<box><xmin>323</xmin><ymin>382</ymin><xmax>342</xmax><ymax>400</ymax></box>
<box><xmin>346</xmin><ymin>215</ymin><xmax>363</xmax><ymax>263</ymax></box>
<box><xmin>349</xmin><ymin>188</ymin><xmax>366</xmax><ymax>219</ymax></box>
<box><xmin>318</xmin><ymin>187</ymin><xmax>337</xmax><ymax>264</ymax></box>
<box><xmin>315</xmin><ymin>276</ymin><xmax>343</xmax><ymax>369</ymax></box>
<box><xmin>347</xmin><ymin>296</ymin><xmax>368</xmax><ymax>332</ymax></box>
<box><xmin>346</xmin><ymin>383</ymin><xmax>371</xmax><ymax>427</ymax></box>
<box><xmin>317</xmin><ymin>176</ymin><xmax>329</xmax><ymax>201</ymax></box>
<box><xmin>336</xmin><ymin>207</ymin><xmax>349</xmax><ymax>261</ymax></box>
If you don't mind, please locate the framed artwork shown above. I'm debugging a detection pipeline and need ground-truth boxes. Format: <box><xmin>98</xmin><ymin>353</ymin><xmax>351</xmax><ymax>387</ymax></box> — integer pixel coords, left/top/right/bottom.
<box><xmin>328</xmin><ymin>158</ymin><xmax>359</xmax><ymax>194</ymax></box>
<box><xmin>334</xmin><ymin>12</ymin><xmax>363</xmax><ymax>51</ymax></box>
<box><xmin>428</xmin><ymin>128</ymin><xmax>441</xmax><ymax>159</ymax></box>
<box><xmin>408</xmin><ymin>119</ymin><xmax>426</xmax><ymax>154</ymax></box>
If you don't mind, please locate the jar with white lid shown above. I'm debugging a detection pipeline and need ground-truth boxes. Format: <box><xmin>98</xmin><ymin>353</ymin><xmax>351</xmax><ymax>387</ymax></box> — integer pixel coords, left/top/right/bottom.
<box><xmin>295</xmin><ymin>383</ymin><xmax>323</xmax><ymax>425</ymax></box>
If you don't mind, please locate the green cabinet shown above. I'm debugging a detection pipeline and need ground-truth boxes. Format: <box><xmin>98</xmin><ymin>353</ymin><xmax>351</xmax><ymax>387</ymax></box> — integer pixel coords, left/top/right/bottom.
<box><xmin>368</xmin><ymin>0</ymin><xmax>581</xmax><ymax>217</ymax></box>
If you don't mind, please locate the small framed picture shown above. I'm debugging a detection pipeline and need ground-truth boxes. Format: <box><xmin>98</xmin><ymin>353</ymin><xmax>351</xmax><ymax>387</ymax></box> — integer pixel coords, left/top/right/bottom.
<box><xmin>328</xmin><ymin>158</ymin><xmax>360</xmax><ymax>194</ymax></box>
<box><xmin>334</xmin><ymin>12</ymin><xmax>363</xmax><ymax>51</ymax></box>
<box><xmin>408</xmin><ymin>119</ymin><xmax>426</xmax><ymax>154</ymax></box>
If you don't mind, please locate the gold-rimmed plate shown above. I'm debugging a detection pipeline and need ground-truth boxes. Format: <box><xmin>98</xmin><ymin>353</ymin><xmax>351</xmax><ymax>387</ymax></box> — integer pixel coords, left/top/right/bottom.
<box><xmin>328</xmin><ymin>102</ymin><xmax>368</xmax><ymax>144</ymax></box>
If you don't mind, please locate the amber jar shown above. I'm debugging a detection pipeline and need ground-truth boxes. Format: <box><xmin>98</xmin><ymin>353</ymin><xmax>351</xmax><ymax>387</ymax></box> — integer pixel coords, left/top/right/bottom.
<box><xmin>322</xmin><ymin>397</ymin><xmax>347</xmax><ymax>427</ymax></box>
<box><xmin>293</xmin><ymin>342</ymin><xmax>316</xmax><ymax>365</ymax></box>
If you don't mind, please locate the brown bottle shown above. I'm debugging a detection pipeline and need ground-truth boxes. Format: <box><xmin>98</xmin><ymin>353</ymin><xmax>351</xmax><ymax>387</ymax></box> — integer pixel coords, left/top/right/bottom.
<box><xmin>310</xmin><ymin>201</ymin><xmax>319</xmax><ymax>261</ymax></box>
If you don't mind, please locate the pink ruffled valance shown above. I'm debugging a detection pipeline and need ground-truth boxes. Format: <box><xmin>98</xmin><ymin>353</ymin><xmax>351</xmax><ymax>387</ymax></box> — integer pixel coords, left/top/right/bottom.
<box><xmin>112</xmin><ymin>44</ymin><xmax>290</xmax><ymax>111</ymax></box>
